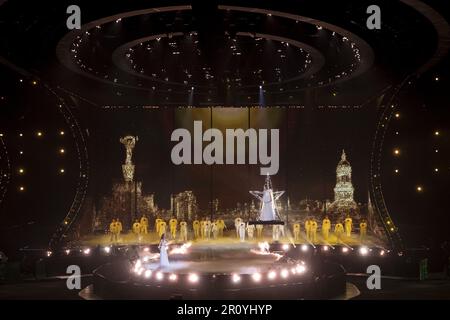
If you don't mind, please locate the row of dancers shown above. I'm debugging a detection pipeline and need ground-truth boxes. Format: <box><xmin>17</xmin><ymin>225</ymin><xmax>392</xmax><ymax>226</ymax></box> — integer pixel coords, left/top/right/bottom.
<box><xmin>109</xmin><ymin>216</ymin><xmax>368</xmax><ymax>243</ymax></box>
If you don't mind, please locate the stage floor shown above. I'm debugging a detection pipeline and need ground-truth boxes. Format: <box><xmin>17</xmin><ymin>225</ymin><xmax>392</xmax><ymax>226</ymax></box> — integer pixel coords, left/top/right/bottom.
<box><xmin>71</xmin><ymin>229</ymin><xmax>386</xmax><ymax>248</ymax></box>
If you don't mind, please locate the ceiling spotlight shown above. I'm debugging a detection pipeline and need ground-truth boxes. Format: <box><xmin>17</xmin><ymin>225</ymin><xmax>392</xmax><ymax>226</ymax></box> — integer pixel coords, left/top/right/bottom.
<box><xmin>252</xmin><ymin>272</ymin><xmax>262</xmax><ymax>282</ymax></box>
<box><xmin>434</xmin><ymin>76</ymin><xmax>439</xmax><ymax>82</ymax></box>
<box><xmin>46</xmin><ymin>251</ymin><xmax>52</xmax><ymax>257</ymax></box>
<box><xmin>60</xmin><ymin>169</ymin><xmax>65</xmax><ymax>174</ymax></box>
<box><xmin>60</xmin><ymin>131</ymin><xmax>65</xmax><ymax>136</ymax></box>
<box><xmin>434</xmin><ymin>131</ymin><xmax>439</xmax><ymax>136</ymax></box>
<box><xmin>60</xmin><ymin>149</ymin><xmax>65</xmax><ymax>154</ymax></box>
<box><xmin>434</xmin><ymin>168</ymin><xmax>439</xmax><ymax>172</ymax></box>
<box><xmin>394</xmin><ymin>149</ymin><xmax>400</xmax><ymax>155</ymax></box>
<box><xmin>19</xmin><ymin>186</ymin><xmax>25</xmax><ymax>192</ymax></box>
<box><xmin>259</xmin><ymin>85</ymin><xmax>262</xmax><ymax>89</ymax></box>
<box><xmin>18</xmin><ymin>168</ymin><xmax>24</xmax><ymax>174</ymax></box>
<box><xmin>322</xmin><ymin>245</ymin><xmax>329</xmax><ymax>251</ymax></box>
<box><xmin>232</xmin><ymin>274</ymin><xmax>241</xmax><ymax>283</ymax></box>
<box><xmin>37</xmin><ymin>132</ymin><xmax>43</xmax><ymax>137</ymax></box>
<box><xmin>394</xmin><ymin>169</ymin><xmax>399</xmax><ymax>173</ymax></box>
<box><xmin>301</xmin><ymin>244</ymin><xmax>309</xmax><ymax>252</ymax></box>
<box><xmin>65</xmin><ymin>249</ymin><xmax>71</xmax><ymax>255</ymax></box>
<box><xmin>342</xmin><ymin>247</ymin><xmax>349</xmax><ymax>253</ymax></box>
<box><xmin>416</xmin><ymin>186</ymin><xmax>423</xmax><ymax>192</ymax></box>
<box><xmin>395</xmin><ymin>113</ymin><xmax>400</xmax><ymax>118</ymax></box>
<box><xmin>188</xmin><ymin>273</ymin><xmax>199</xmax><ymax>283</ymax></box>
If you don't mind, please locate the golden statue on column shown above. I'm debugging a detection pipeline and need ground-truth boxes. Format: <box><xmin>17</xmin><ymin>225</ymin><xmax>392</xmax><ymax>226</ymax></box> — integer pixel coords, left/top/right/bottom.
<box><xmin>120</xmin><ymin>135</ymin><xmax>138</xmax><ymax>182</ymax></box>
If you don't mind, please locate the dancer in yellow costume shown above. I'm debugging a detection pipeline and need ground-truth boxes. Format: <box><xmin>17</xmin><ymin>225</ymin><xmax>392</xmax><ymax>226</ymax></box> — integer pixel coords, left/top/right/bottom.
<box><xmin>200</xmin><ymin>220</ymin><xmax>206</xmax><ymax>240</ymax></box>
<box><xmin>193</xmin><ymin>220</ymin><xmax>200</xmax><ymax>239</ymax></box>
<box><xmin>344</xmin><ymin>216</ymin><xmax>353</xmax><ymax>237</ymax></box>
<box><xmin>256</xmin><ymin>224</ymin><xmax>263</xmax><ymax>238</ymax></box>
<box><xmin>360</xmin><ymin>220</ymin><xmax>367</xmax><ymax>241</ymax></box>
<box><xmin>293</xmin><ymin>223</ymin><xmax>301</xmax><ymax>242</ymax></box>
<box><xmin>116</xmin><ymin>218</ymin><xmax>123</xmax><ymax>240</ymax></box>
<box><xmin>179</xmin><ymin>221</ymin><xmax>188</xmax><ymax>242</ymax></box>
<box><xmin>310</xmin><ymin>220</ymin><xmax>318</xmax><ymax>243</ymax></box>
<box><xmin>140</xmin><ymin>215</ymin><xmax>148</xmax><ymax>234</ymax></box>
<box><xmin>158</xmin><ymin>220</ymin><xmax>167</xmax><ymax>238</ymax></box>
<box><xmin>132</xmin><ymin>219</ymin><xmax>141</xmax><ymax>242</ymax></box>
<box><xmin>304</xmin><ymin>219</ymin><xmax>312</xmax><ymax>242</ymax></box>
<box><xmin>322</xmin><ymin>216</ymin><xmax>331</xmax><ymax>241</ymax></box>
<box><xmin>155</xmin><ymin>218</ymin><xmax>162</xmax><ymax>234</ymax></box>
<box><xmin>335</xmin><ymin>222</ymin><xmax>344</xmax><ymax>243</ymax></box>
<box><xmin>169</xmin><ymin>218</ymin><xmax>178</xmax><ymax>239</ymax></box>
<box><xmin>109</xmin><ymin>219</ymin><xmax>117</xmax><ymax>243</ymax></box>
<box><xmin>217</xmin><ymin>219</ymin><xmax>226</xmax><ymax>237</ymax></box>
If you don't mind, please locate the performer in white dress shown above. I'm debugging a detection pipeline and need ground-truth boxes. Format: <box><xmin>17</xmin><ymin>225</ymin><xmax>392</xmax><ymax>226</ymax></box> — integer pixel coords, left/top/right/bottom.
<box><xmin>235</xmin><ymin>217</ymin><xmax>242</xmax><ymax>238</ymax></box>
<box><xmin>239</xmin><ymin>222</ymin><xmax>246</xmax><ymax>242</ymax></box>
<box><xmin>158</xmin><ymin>233</ymin><xmax>170</xmax><ymax>268</ymax></box>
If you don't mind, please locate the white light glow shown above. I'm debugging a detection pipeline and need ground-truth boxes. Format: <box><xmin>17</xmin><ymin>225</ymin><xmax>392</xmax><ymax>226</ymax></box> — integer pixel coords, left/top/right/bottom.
<box><xmin>342</xmin><ymin>247</ymin><xmax>349</xmax><ymax>253</ymax></box>
<box><xmin>282</xmin><ymin>244</ymin><xmax>290</xmax><ymax>251</ymax></box>
<box><xmin>144</xmin><ymin>270</ymin><xmax>152</xmax><ymax>278</ymax></box>
<box><xmin>169</xmin><ymin>274</ymin><xmax>177</xmax><ymax>281</ymax></box>
<box><xmin>83</xmin><ymin>248</ymin><xmax>91</xmax><ymax>255</ymax></box>
<box><xmin>322</xmin><ymin>245</ymin><xmax>329</xmax><ymax>251</ymax></box>
<box><xmin>232</xmin><ymin>274</ymin><xmax>241</xmax><ymax>283</ymax></box>
<box><xmin>295</xmin><ymin>265</ymin><xmax>306</xmax><ymax>274</ymax></box>
<box><xmin>188</xmin><ymin>273</ymin><xmax>199</xmax><ymax>283</ymax></box>
<box><xmin>268</xmin><ymin>270</ymin><xmax>277</xmax><ymax>280</ymax></box>
<box><xmin>301</xmin><ymin>244</ymin><xmax>309</xmax><ymax>252</ymax></box>
<box><xmin>170</xmin><ymin>242</ymin><xmax>192</xmax><ymax>255</ymax></box>
<box><xmin>103</xmin><ymin>246</ymin><xmax>111</xmax><ymax>253</ymax></box>
<box><xmin>156</xmin><ymin>272</ymin><xmax>164</xmax><ymax>280</ymax></box>
<box><xmin>252</xmin><ymin>272</ymin><xmax>262</xmax><ymax>282</ymax></box>
<box><xmin>359</xmin><ymin>247</ymin><xmax>369</xmax><ymax>256</ymax></box>
<box><xmin>281</xmin><ymin>269</ymin><xmax>289</xmax><ymax>278</ymax></box>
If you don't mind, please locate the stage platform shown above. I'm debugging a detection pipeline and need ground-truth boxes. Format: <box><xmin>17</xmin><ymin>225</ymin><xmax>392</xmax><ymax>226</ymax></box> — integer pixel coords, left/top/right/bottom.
<box><xmin>71</xmin><ymin>229</ymin><xmax>386</xmax><ymax>248</ymax></box>
<box><xmin>91</xmin><ymin>241</ymin><xmax>346</xmax><ymax>300</ymax></box>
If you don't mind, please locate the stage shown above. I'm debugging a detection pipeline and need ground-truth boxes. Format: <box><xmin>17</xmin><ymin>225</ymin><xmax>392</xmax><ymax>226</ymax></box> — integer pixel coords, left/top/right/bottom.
<box><xmin>71</xmin><ymin>229</ymin><xmax>386</xmax><ymax>249</ymax></box>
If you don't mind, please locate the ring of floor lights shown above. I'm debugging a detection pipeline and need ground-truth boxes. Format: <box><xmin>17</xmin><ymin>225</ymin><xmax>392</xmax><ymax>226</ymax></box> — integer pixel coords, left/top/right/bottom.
<box><xmin>111</xmin><ymin>32</ymin><xmax>325</xmax><ymax>90</ymax></box>
<box><xmin>54</xmin><ymin>243</ymin><xmax>389</xmax><ymax>259</ymax></box>
<box><xmin>56</xmin><ymin>5</ymin><xmax>373</xmax><ymax>94</ymax></box>
<box><xmin>131</xmin><ymin>260</ymin><xmax>308</xmax><ymax>286</ymax></box>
